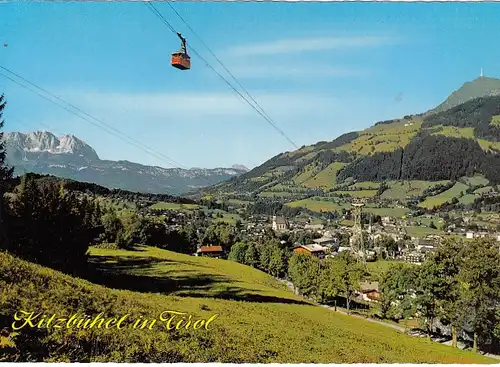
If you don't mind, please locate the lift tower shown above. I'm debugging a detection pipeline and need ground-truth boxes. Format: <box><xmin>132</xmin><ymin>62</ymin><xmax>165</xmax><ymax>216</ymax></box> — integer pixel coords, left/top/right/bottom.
<box><xmin>351</xmin><ymin>202</ymin><xmax>366</xmax><ymax>264</ymax></box>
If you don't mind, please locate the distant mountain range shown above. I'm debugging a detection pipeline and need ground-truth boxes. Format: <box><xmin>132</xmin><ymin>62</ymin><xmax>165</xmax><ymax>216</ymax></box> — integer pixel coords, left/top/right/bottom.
<box><xmin>199</xmin><ymin>75</ymin><xmax>500</xmax><ymax>198</ymax></box>
<box><xmin>3</xmin><ymin>131</ymin><xmax>249</xmax><ymax>195</ymax></box>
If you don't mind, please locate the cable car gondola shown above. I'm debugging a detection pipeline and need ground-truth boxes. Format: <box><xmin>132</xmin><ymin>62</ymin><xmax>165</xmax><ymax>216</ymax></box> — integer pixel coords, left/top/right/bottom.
<box><xmin>171</xmin><ymin>32</ymin><xmax>190</xmax><ymax>70</ymax></box>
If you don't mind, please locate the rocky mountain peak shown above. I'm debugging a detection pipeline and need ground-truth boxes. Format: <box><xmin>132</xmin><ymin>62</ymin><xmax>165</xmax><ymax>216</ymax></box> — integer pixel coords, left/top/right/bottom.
<box><xmin>4</xmin><ymin>131</ymin><xmax>99</xmax><ymax>161</ymax></box>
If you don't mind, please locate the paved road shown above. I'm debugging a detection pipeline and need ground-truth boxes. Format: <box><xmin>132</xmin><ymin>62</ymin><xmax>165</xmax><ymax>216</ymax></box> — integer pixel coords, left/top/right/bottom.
<box><xmin>319</xmin><ymin>304</ymin><xmax>406</xmax><ymax>332</ymax></box>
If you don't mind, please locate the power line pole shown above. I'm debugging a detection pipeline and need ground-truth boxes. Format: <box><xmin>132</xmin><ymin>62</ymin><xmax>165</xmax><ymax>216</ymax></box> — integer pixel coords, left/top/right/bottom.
<box><xmin>351</xmin><ymin>202</ymin><xmax>366</xmax><ymax>265</ymax></box>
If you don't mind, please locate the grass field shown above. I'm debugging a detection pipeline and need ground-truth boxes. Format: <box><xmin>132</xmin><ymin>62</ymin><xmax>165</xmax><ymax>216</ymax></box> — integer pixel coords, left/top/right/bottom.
<box><xmin>259</xmin><ymin>191</ymin><xmax>295</xmax><ymax>198</ymax></box>
<box><xmin>418</xmin><ymin>182</ymin><xmax>469</xmax><ymax>209</ymax></box>
<box><xmin>492</xmin><ymin>115</ymin><xmax>500</xmax><ymax>126</ymax></box>
<box><xmin>89</xmin><ymin>246</ymin><xmax>289</xmax><ymax>299</ymax></box>
<box><xmin>213</xmin><ymin>212</ymin><xmax>241</xmax><ymax>225</ymax></box>
<box><xmin>477</xmin><ymin>139</ymin><xmax>500</xmax><ymax>151</ymax></box>
<box><xmin>417</xmin><ymin>216</ymin><xmax>445</xmax><ymax>230</ymax></box>
<box><xmin>334</xmin><ymin>119</ymin><xmax>423</xmax><ymax>155</ymax></box>
<box><xmin>286</xmin><ymin>198</ymin><xmax>409</xmax><ymax>218</ymax></box>
<box><xmin>430</xmin><ymin>126</ymin><xmax>475</xmax><ymax>139</ymax></box>
<box><xmin>459</xmin><ymin>194</ymin><xmax>479</xmax><ymax>205</ymax></box>
<box><xmin>151</xmin><ymin>202</ymin><xmax>200</xmax><ymax>210</ymax></box>
<box><xmin>475</xmin><ymin>186</ymin><xmax>494</xmax><ymax>194</ymax></box>
<box><xmin>293</xmin><ymin>164</ymin><xmax>317</xmax><ymax>184</ymax></box>
<box><xmin>461</xmin><ymin>175</ymin><xmax>489</xmax><ymax>187</ymax></box>
<box><xmin>301</xmin><ymin>162</ymin><xmax>345</xmax><ymax>190</ymax></box>
<box><xmin>340</xmin><ymin>219</ymin><xmax>355</xmax><ymax>226</ymax></box>
<box><xmin>363</xmin><ymin>207</ymin><xmax>410</xmax><ymax>218</ymax></box>
<box><xmin>381</xmin><ymin>181</ymin><xmax>450</xmax><ymax>200</ymax></box>
<box><xmin>286</xmin><ymin>199</ymin><xmax>345</xmax><ymax>212</ymax></box>
<box><xmin>332</xmin><ymin>190</ymin><xmax>378</xmax><ymax>198</ymax></box>
<box><xmin>351</xmin><ymin>181</ymin><xmax>381</xmax><ymax>190</ymax></box>
<box><xmin>1</xmin><ymin>248</ymin><xmax>496</xmax><ymax>363</ymax></box>
<box><xmin>405</xmin><ymin>226</ymin><xmax>443</xmax><ymax>237</ymax></box>
<box><xmin>366</xmin><ymin>260</ymin><xmax>400</xmax><ymax>276</ymax></box>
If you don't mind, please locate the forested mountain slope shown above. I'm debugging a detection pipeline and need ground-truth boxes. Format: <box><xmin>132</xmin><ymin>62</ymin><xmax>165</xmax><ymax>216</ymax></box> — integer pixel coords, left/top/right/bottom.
<box><xmin>197</xmin><ymin>92</ymin><xmax>500</xmax><ymax>199</ymax></box>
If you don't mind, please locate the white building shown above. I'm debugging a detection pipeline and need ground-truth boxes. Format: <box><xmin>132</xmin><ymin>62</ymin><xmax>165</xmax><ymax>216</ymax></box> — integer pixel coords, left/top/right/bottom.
<box><xmin>272</xmin><ymin>215</ymin><xmax>289</xmax><ymax>232</ymax></box>
<box><xmin>466</xmin><ymin>231</ymin><xmax>489</xmax><ymax>239</ymax></box>
<box><xmin>313</xmin><ymin>237</ymin><xmax>339</xmax><ymax>248</ymax></box>
<box><xmin>304</xmin><ymin>224</ymin><xmax>324</xmax><ymax>231</ymax></box>
<box><xmin>338</xmin><ymin>246</ymin><xmax>352</xmax><ymax>253</ymax></box>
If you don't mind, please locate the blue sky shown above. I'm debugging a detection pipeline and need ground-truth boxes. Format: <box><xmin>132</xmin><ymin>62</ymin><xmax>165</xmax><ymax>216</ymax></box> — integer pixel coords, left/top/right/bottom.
<box><xmin>1</xmin><ymin>2</ymin><xmax>500</xmax><ymax>169</ymax></box>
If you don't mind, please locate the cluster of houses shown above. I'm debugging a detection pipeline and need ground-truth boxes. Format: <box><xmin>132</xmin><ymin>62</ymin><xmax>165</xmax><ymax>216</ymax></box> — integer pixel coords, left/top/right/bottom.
<box><xmin>466</xmin><ymin>231</ymin><xmax>500</xmax><ymax>241</ymax></box>
<box><xmin>162</xmin><ymin>205</ymin><xmax>500</xmax><ymax>273</ymax></box>
<box><xmin>269</xmin><ymin>215</ymin><xmax>499</xmax><ymax>266</ymax></box>
<box><xmin>155</xmin><ymin>203</ymin><xmax>500</xmax><ymax>307</ymax></box>
<box><xmin>148</xmin><ymin>209</ymin><xmax>192</xmax><ymax>231</ymax></box>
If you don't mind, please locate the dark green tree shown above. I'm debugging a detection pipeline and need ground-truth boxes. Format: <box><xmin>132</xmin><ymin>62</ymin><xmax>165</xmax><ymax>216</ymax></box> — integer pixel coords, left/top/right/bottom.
<box><xmin>100</xmin><ymin>209</ymin><xmax>124</xmax><ymax>243</ymax></box>
<box><xmin>0</xmin><ymin>94</ymin><xmax>14</xmax><ymax>250</ymax></box>
<box><xmin>228</xmin><ymin>242</ymin><xmax>248</xmax><ymax>263</ymax></box>
<box><xmin>267</xmin><ymin>246</ymin><xmax>287</xmax><ymax>278</ymax></box>
<box><xmin>7</xmin><ymin>175</ymin><xmax>94</xmax><ymax>275</ymax></box>
<box><xmin>413</xmin><ymin>258</ymin><xmax>450</xmax><ymax>341</ymax></box>
<box><xmin>318</xmin><ymin>257</ymin><xmax>342</xmax><ymax>306</ymax></box>
<box><xmin>376</xmin><ymin>235</ymin><xmax>399</xmax><ymax>258</ymax></box>
<box><xmin>244</xmin><ymin>244</ymin><xmax>258</xmax><ymax>267</ymax></box>
<box><xmin>334</xmin><ymin>252</ymin><xmax>365</xmax><ymax>314</ymax></box>
<box><xmin>202</xmin><ymin>222</ymin><xmax>235</xmax><ymax>251</ymax></box>
<box><xmin>137</xmin><ymin>217</ymin><xmax>164</xmax><ymax>246</ymax></box>
<box><xmin>287</xmin><ymin>252</ymin><xmax>313</xmax><ymax>295</ymax></box>
<box><xmin>458</xmin><ymin>238</ymin><xmax>500</xmax><ymax>352</ymax></box>
<box><xmin>379</xmin><ymin>263</ymin><xmax>418</xmax><ymax>331</ymax></box>
<box><xmin>428</xmin><ymin>238</ymin><xmax>466</xmax><ymax>348</ymax></box>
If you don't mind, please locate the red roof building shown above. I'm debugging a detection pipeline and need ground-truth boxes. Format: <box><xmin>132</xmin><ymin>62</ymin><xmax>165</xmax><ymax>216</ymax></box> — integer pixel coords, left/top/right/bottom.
<box><xmin>196</xmin><ymin>245</ymin><xmax>224</xmax><ymax>257</ymax></box>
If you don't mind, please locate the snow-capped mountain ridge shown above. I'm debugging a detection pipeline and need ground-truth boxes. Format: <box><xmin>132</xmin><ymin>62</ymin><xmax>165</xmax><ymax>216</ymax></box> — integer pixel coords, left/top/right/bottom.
<box><xmin>3</xmin><ymin>131</ymin><xmax>247</xmax><ymax>195</ymax></box>
<box><xmin>4</xmin><ymin>131</ymin><xmax>99</xmax><ymax>160</ymax></box>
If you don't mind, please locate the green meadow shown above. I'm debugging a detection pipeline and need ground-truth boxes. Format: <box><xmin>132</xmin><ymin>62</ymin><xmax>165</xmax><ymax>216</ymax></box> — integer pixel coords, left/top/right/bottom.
<box><xmin>151</xmin><ymin>202</ymin><xmax>200</xmax><ymax>210</ymax></box>
<box><xmin>418</xmin><ymin>182</ymin><xmax>468</xmax><ymax>209</ymax></box>
<box><xmin>1</xmin><ymin>247</ymin><xmax>495</xmax><ymax>363</ymax></box>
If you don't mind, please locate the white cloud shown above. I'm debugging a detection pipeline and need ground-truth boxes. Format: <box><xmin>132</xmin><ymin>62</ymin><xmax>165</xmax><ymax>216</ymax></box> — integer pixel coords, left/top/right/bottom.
<box><xmin>65</xmin><ymin>90</ymin><xmax>340</xmax><ymax>122</ymax></box>
<box><xmin>225</xmin><ymin>35</ymin><xmax>397</xmax><ymax>57</ymax></box>
<box><xmin>224</xmin><ymin>65</ymin><xmax>371</xmax><ymax>79</ymax></box>
<box><xmin>29</xmin><ymin>89</ymin><xmax>369</xmax><ymax>168</ymax></box>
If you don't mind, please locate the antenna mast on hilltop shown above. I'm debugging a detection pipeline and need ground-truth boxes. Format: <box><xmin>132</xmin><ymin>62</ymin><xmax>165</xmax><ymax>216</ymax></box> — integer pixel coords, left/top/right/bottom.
<box><xmin>481</xmin><ymin>68</ymin><xmax>484</xmax><ymax>78</ymax></box>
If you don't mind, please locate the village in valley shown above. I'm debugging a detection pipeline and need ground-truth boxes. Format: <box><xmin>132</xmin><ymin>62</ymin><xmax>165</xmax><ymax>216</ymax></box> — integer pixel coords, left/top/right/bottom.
<box><xmin>145</xmin><ymin>189</ymin><xmax>500</xmax><ymax>307</ymax></box>
<box><xmin>2</xmin><ymin>1</ymin><xmax>500</xmax><ymax>363</ymax></box>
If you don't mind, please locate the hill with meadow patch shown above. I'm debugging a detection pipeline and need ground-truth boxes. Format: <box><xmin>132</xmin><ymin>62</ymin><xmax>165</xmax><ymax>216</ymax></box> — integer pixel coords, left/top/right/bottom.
<box><xmin>197</xmin><ymin>77</ymin><xmax>500</xmax><ymax>212</ymax></box>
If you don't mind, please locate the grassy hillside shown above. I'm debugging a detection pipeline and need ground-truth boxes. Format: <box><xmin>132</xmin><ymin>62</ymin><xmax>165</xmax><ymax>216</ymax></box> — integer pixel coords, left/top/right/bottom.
<box><xmin>427</xmin><ymin>76</ymin><xmax>500</xmax><ymax>115</ymax></box>
<box><xmin>1</xmin><ymin>248</ymin><xmax>496</xmax><ymax>363</ymax></box>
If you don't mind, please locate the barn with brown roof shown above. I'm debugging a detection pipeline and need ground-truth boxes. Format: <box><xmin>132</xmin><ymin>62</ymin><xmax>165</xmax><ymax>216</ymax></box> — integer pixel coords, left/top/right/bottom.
<box><xmin>196</xmin><ymin>245</ymin><xmax>224</xmax><ymax>258</ymax></box>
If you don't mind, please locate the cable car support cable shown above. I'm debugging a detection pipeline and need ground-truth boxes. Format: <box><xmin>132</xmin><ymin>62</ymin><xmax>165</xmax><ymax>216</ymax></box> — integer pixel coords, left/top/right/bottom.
<box><xmin>0</xmin><ymin>66</ymin><xmax>189</xmax><ymax>170</ymax></box>
<box><xmin>145</xmin><ymin>2</ymin><xmax>299</xmax><ymax>150</ymax></box>
<box><xmin>165</xmin><ymin>2</ymin><xmax>278</xmax><ymax>129</ymax></box>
